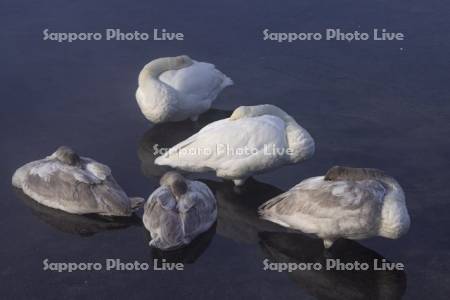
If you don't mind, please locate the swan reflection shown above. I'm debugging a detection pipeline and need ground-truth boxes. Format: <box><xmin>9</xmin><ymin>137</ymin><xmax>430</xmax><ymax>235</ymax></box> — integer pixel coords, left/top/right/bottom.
<box><xmin>259</xmin><ymin>232</ymin><xmax>407</xmax><ymax>300</ymax></box>
<box><xmin>204</xmin><ymin>178</ymin><xmax>287</xmax><ymax>244</ymax></box>
<box><xmin>147</xmin><ymin>223</ymin><xmax>216</xmax><ymax>263</ymax></box>
<box><xmin>14</xmin><ymin>188</ymin><xmax>141</xmax><ymax>237</ymax></box>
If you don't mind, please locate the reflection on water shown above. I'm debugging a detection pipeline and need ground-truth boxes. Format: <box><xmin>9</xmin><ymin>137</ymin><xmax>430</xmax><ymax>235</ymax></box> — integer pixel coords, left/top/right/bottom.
<box><xmin>204</xmin><ymin>178</ymin><xmax>288</xmax><ymax>244</ymax></box>
<box><xmin>138</xmin><ymin>109</ymin><xmax>231</xmax><ymax>178</ymax></box>
<box><xmin>2</xmin><ymin>0</ymin><xmax>450</xmax><ymax>298</ymax></box>
<box><xmin>146</xmin><ymin>223</ymin><xmax>217</xmax><ymax>263</ymax></box>
<box><xmin>14</xmin><ymin>188</ymin><xmax>141</xmax><ymax>237</ymax></box>
<box><xmin>260</xmin><ymin>232</ymin><xmax>407</xmax><ymax>300</ymax></box>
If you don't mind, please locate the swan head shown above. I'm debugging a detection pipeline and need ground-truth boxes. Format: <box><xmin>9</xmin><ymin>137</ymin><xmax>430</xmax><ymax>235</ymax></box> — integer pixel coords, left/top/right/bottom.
<box><xmin>229</xmin><ymin>105</ymin><xmax>293</xmax><ymax>122</ymax></box>
<box><xmin>159</xmin><ymin>55</ymin><xmax>193</xmax><ymax>72</ymax></box>
<box><xmin>229</xmin><ymin>106</ymin><xmax>252</xmax><ymax>120</ymax></box>
<box><xmin>160</xmin><ymin>171</ymin><xmax>188</xmax><ymax>199</ymax></box>
<box><xmin>171</xmin><ymin>55</ymin><xmax>193</xmax><ymax>69</ymax></box>
<box><xmin>50</xmin><ymin>146</ymin><xmax>81</xmax><ymax>166</ymax></box>
<box><xmin>324</xmin><ymin>166</ymin><xmax>388</xmax><ymax>181</ymax></box>
<box><xmin>325</xmin><ymin>166</ymin><xmax>410</xmax><ymax>239</ymax></box>
<box><xmin>85</xmin><ymin>162</ymin><xmax>111</xmax><ymax>181</ymax></box>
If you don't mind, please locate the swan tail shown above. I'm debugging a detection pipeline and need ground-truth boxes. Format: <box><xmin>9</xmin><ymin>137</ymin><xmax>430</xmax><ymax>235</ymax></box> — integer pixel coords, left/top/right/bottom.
<box><xmin>12</xmin><ymin>161</ymin><xmax>38</xmax><ymax>188</ymax></box>
<box><xmin>258</xmin><ymin>193</ymin><xmax>289</xmax><ymax>219</ymax></box>
<box><xmin>154</xmin><ymin>155</ymin><xmax>170</xmax><ymax>166</ymax></box>
<box><xmin>129</xmin><ymin>197</ymin><xmax>146</xmax><ymax>210</ymax></box>
<box><xmin>221</xmin><ymin>75</ymin><xmax>233</xmax><ymax>89</ymax></box>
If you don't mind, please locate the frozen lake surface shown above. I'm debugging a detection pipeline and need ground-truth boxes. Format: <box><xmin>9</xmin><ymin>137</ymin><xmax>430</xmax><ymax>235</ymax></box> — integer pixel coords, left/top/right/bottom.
<box><xmin>1</xmin><ymin>0</ymin><xmax>449</xmax><ymax>299</ymax></box>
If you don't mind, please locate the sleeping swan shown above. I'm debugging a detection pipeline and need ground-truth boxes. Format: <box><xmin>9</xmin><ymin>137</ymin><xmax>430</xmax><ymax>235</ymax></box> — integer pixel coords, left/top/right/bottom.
<box><xmin>136</xmin><ymin>55</ymin><xmax>233</xmax><ymax>123</ymax></box>
<box><xmin>143</xmin><ymin>172</ymin><xmax>217</xmax><ymax>250</ymax></box>
<box><xmin>258</xmin><ymin>166</ymin><xmax>411</xmax><ymax>248</ymax></box>
<box><xmin>155</xmin><ymin>104</ymin><xmax>315</xmax><ymax>186</ymax></box>
<box><xmin>12</xmin><ymin>146</ymin><xmax>144</xmax><ymax>216</ymax></box>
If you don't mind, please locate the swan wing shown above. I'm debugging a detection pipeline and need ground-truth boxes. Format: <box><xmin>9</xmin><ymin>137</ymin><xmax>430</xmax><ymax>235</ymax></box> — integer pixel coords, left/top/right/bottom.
<box><xmin>23</xmin><ymin>162</ymin><xmax>102</xmax><ymax>213</ymax></box>
<box><xmin>160</xmin><ymin>61</ymin><xmax>232</xmax><ymax>103</ymax></box>
<box><xmin>178</xmin><ymin>181</ymin><xmax>217</xmax><ymax>240</ymax></box>
<box><xmin>178</xmin><ymin>182</ymin><xmax>217</xmax><ymax>215</ymax></box>
<box><xmin>190</xmin><ymin>181</ymin><xmax>217</xmax><ymax>213</ymax></box>
<box><xmin>144</xmin><ymin>187</ymin><xmax>183</xmax><ymax>244</ymax></box>
<box><xmin>155</xmin><ymin>115</ymin><xmax>288</xmax><ymax>177</ymax></box>
<box><xmin>146</xmin><ymin>187</ymin><xmax>177</xmax><ymax>213</ymax></box>
<box><xmin>179</xmin><ymin>196</ymin><xmax>202</xmax><ymax>240</ymax></box>
<box><xmin>259</xmin><ymin>176</ymin><xmax>386</xmax><ymax>237</ymax></box>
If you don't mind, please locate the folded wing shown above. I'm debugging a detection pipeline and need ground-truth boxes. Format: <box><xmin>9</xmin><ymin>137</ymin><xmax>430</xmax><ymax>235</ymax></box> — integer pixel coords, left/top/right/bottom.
<box><xmin>155</xmin><ymin>115</ymin><xmax>288</xmax><ymax>176</ymax></box>
<box><xmin>259</xmin><ymin>177</ymin><xmax>386</xmax><ymax>238</ymax></box>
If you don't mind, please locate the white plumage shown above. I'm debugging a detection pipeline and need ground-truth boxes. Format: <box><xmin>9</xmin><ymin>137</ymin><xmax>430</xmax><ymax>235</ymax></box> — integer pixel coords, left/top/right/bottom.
<box><xmin>258</xmin><ymin>166</ymin><xmax>411</xmax><ymax>248</ymax></box>
<box><xmin>136</xmin><ymin>55</ymin><xmax>232</xmax><ymax>123</ymax></box>
<box><xmin>155</xmin><ymin>104</ymin><xmax>315</xmax><ymax>186</ymax></box>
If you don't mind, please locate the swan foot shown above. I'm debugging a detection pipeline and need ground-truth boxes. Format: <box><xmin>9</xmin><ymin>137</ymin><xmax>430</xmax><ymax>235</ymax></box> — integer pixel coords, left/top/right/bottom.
<box><xmin>323</xmin><ymin>239</ymin><xmax>335</xmax><ymax>249</ymax></box>
<box><xmin>190</xmin><ymin>115</ymin><xmax>199</xmax><ymax>122</ymax></box>
<box><xmin>233</xmin><ymin>179</ymin><xmax>247</xmax><ymax>186</ymax></box>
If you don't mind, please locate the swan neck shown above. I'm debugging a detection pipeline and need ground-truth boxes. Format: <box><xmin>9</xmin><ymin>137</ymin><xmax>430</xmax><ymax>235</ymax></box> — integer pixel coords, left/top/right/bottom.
<box><xmin>138</xmin><ymin>57</ymin><xmax>188</xmax><ymax>86</ymax></box>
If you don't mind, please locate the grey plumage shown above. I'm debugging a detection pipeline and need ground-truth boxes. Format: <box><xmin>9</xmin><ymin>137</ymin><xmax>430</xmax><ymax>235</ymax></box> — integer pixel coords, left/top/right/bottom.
<box><xmin>143</xmin><ymin>172</ymin><xmax>217</xmax><ymax>250</ymax></box>
<box><xmin>160</xmin><ymin>171</ymin><xmax>188</xmax><ymax>198</ymax></box>
<box><xmin>12</xmin><ymin>146</ymin><xmax>144</xmax><ymax>216</ymax></box>
<box><xmin>324</xmin><ymin>165</ymin><xmax>387</xmax><ymax>181</ymax></box>
<box><xmin>52</xmin><ymin>146</ymin><xmax>81</xmax><ymax>166</ymax></box>
<box><xmin>259</xmin><ymin>166</ymin><xmax>410</xmax><ymax>248</ymax></box>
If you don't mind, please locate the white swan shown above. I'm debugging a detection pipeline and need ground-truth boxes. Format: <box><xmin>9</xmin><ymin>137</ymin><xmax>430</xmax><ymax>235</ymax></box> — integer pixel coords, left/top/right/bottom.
<box><xmin>136</xmin><ymin>55</ymin><xmax>233</xmax><ymax>123</ymax></box>
<box><xmin>155</xmin><ymin>104</ymin><xmax>315</xmax><ymax>186</ymax></box>
<box><xmin>258</xmin><ymin>166</ymin><xmax>411</xmax><ymax>248</ymax></box>
<box><xmin>143</xmin><ymin>172</ymin><xmax>217</xmax><ymax>250</ymax></box>
<box><xmin>12</xmin><ymin>146</ymin><xmax>144</xmax><ymax>216</ymax></box>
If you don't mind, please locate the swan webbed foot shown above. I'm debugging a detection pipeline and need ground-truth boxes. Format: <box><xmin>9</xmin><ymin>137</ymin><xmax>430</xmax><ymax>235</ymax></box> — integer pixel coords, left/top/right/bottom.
<box><xmin>323</xmin><ymin>239</ymin><xmax>335</xmax><ymax>249</ymax></box>
<box><xmin>190</xmin><ymin>115</ymin><xmax>199</xmax><ymax>122</ymax></box>
<box><xmin>322</xmin><ymin>239</ymin><xmax>336</xmax><ymax>258</ymax></box>
<box><xmin>233</xmin><ymin>179</ymin><xmax>247</xmax><ymax>186</ymax></box>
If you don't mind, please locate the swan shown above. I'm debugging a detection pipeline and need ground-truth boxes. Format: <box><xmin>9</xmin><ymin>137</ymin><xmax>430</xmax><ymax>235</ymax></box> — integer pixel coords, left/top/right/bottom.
<box><xmin>138</xmin><ymin>109</ymin><xmax>231</xmax><ymax>178</ymax></box>
<box><xmin>136</xmin><ymin>55</ymin><xmax>233</xmax><ymax>123</ymax></box>
<box><xmin>258</xmin><ymin>166</ymin><xmax>411</xmax><ymax>248</ymax></box>
<box><xmin>12</xmin><ymin>146</ymin><xmax>144</xmax><ymax>216</ymax></box>
<box><xmin>143</xmin><ymin>172</ymin><xmax>217</xmax><ymax>250</ymax></box>
<box><xmin>155</xmin><ymin>104</ymin><xmax>315</xmax><ymax>186</ymax></box>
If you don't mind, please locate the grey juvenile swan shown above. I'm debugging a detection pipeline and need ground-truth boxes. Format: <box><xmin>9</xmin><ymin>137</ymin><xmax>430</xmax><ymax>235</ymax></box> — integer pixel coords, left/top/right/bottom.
<box><xmin>259</xmin><ymin>166</ymin><xmax>411</xmax><ymax>248</ymax></box>
<box><xmin>143</xmin><ymin>172</ymin><xmax>217</xmax><ymax>250</ymax></box>
<box><xmin>12</xmin><ymin>146</ymin><xmax>144</xmax><ymax>216</ymax></box>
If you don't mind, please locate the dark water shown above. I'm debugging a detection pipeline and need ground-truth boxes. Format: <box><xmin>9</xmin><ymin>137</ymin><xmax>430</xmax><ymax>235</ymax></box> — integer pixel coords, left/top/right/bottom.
<box><xmin>1</xmin><ymin>0</ymin><xmax>449</xmax><ymax>299</ymax></box>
